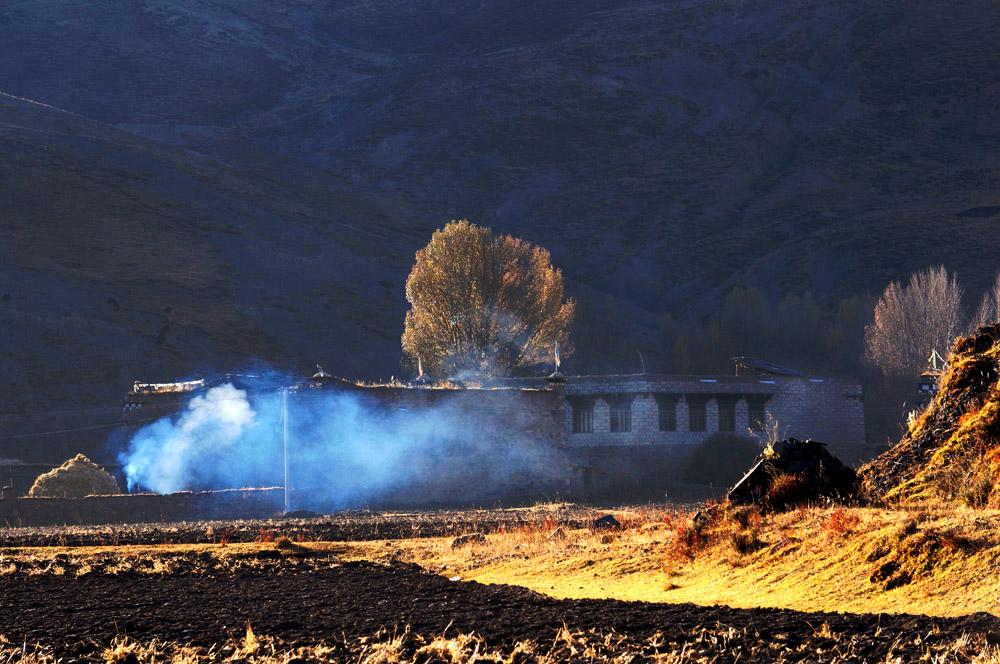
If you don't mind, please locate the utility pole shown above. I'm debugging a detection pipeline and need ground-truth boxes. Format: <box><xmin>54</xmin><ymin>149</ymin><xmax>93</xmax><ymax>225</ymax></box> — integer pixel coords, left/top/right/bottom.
<box><xmin>283</xmin><ymin>388</ymin><xmax>289</xmax><ymax>514</ymax></box>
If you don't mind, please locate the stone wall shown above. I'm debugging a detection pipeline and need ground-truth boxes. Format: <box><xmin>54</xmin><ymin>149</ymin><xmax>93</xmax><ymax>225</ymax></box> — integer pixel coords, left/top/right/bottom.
<box><xmin>0</xmin><ymin>488</ymin><xmax>285</xmax><ymax>528</ymax></box>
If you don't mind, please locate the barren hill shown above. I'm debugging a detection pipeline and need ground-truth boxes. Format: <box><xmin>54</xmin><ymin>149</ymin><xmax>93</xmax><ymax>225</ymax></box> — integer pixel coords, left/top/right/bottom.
<box><xmin>3</xmin><ymin>0</ymin><xmax>1000</xmax><ymax>457</ymax></box>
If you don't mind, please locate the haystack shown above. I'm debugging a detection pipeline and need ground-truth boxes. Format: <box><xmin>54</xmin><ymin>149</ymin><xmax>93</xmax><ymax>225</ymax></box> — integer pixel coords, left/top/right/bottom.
<box><xmin>860</xmin><ymin>323</ymin><xmax>1000</xmax><ymax>506</ymax></box>
<box><xmin>29</xmin><ymin>454</ymin><xmax>121</xmax><ymax>498</ymax></box>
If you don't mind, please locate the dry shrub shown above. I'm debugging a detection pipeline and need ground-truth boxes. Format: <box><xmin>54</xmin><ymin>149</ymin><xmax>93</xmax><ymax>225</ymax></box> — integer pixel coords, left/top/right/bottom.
<box><xmin>727</xmin><ymin>505</ymin><xmax>762</xmax><ymax>530</ymax></box>
<box><xmin>28</xmin><ymin>454</ymin><xmax>120</xmax><ymax>498</ymax></box>
<box><xmin>724</xmin><ymin>505</ymin><xmax>765</xmax><ymax>555</ymax></box>
<box><xmin>274</xmin><ymin>537</ymin><xmax>306</xmax><ymax>553</ymax></box>
<box><xmin>665</xmin><ymin>516</ymin><xmax>708</xmax><ymax>563</ymax></box>
<box><xmin>729</xmin><ymin>530</ymin><xmax>764</xmax><ymax>555</ymax></box>
<box><xmin>659</xmin><ymin>504</ymin><xmax>731</xmax><ymax>567</ymax></box>
<box><xmin>766</xmin><ymin>472</ymin><xmax>810</xmax><ymax>510</ymax></box>
<box><xmin>823</xmin><ymin>508</ymin><xmax>860</xmax><ymax>536</ymax></box>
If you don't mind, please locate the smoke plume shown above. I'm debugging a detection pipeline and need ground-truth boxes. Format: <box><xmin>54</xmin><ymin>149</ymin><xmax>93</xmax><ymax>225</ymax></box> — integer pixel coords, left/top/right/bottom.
<box><xmin>118</xmin><ymin>381</ymin><xmax>565</xmax><ymax>508</ymax></box>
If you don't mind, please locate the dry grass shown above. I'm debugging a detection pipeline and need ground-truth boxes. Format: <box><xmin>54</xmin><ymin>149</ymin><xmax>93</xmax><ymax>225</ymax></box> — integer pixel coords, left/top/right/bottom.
<box><xmin>866</xmin><ymin>324</ymin><xmax>1000</xmax><ymax>508</ymax></box>
<box><xmin>1</xmin><ymin>504</ymin><xmax>999</xmax><ymax>620</ymax></box>
<box><xmin>2</xmin><ymin>623</ymin><xmax>999</xmax><ymax>664</ymax></box>
<box><xmin>340</xmin><ymin>504</ymin><xmax>1000</xmax><ymax>618</ymax></box>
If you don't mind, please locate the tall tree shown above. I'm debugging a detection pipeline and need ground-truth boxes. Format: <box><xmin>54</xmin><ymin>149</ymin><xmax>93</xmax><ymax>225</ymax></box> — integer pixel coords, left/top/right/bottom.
<box><xmin>973</xmin><ymin>272</ymin><xmax>1000</xmax><ymax>328</ymax></box>
<box><xmin>864</xmin><ymin>266</ymin><xmax>965</xmax><ymax>376</ymax></box>
<box><xmin>402</xmin><ymin>220</ymin><xmax>575</xmax><ymax>377</ymax></box>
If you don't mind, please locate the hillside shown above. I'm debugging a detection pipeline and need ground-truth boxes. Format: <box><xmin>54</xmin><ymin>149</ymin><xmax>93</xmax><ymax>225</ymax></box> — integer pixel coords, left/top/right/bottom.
<box><xmin>3</xmin><ymin>0</ymin><xmax>1000</xmax><ymax>456</ymax></box>
<box><xmin>0</xmin><ymin>94</ymin><xmax>421</xmax><ymax>456</ymax></box>
<box><xmin>861</xmin><ymin>323</ymin><xmax>1000</xmax><ymax>506</ymax></box>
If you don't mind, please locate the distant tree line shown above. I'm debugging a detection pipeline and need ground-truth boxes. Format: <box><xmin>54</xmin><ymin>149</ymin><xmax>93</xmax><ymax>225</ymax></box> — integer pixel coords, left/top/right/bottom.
<box><xmin>569</xmin><ymin>265</ymin><xmax>1000</xmax><ymax>448</ymax></box>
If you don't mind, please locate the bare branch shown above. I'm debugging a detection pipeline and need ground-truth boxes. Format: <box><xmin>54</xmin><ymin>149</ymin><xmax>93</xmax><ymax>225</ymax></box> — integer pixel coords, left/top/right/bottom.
<box><xmin>864</xmin><ymin>265</ymin><xmax>964</xmax><ymax>376</ymax></box>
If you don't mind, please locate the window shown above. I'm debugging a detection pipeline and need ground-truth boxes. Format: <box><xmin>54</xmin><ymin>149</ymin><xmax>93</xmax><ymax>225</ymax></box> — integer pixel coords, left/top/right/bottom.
<box><xmin>572</xmin><ymin>404</ymin><xmax>594</xmax><ymax>433</ymax></box>
<box><xmin>687</xmin><ymin>396</ymin><xmax>707</xmax><ymax>432</ymax></box>
<box><xmin>747</xmin><ymin>396</ymin><xmax>769</xmax><ymax>431</ymax></box>
<box><xmin>609</xmin><ymin>396</ymin><xmax>632</xmax><ymax>432</ymax></box>
<box><xmin>717</xmin><ymin>398</ymin><xmax>736</xmax><ymax>433</ymax></box>
<box><xmin>569</xmin><ymin>396</ymin><xmax>595</xmax><ymax>434</ymax></box>
<box><xmin>655</xmin><ymin>394</ymin><xmax>679</xmax><ymax>431</ymax></box>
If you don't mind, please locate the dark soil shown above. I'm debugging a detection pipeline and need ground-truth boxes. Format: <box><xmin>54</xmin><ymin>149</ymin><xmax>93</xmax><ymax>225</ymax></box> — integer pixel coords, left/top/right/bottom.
<box><xmin>3</xmin><ymin>508</ymin><xmax>999</xmax><ymax>661</ymax></box>
<box><xmin>0</xmin><ymin>506</ymin><xmax>613</xmax><ymax>547</ymax></box>
<box><xmin>2</xmin><ymin>559</ymin><xmax>998</xmax><ymax>662</ymax></box>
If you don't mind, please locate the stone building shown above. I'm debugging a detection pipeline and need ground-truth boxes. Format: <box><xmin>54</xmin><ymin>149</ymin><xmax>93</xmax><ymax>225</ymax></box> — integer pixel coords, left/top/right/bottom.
<box><xmin>119</xmin><ymin>360</ymin><xmax>866</xmax><ymax>501</ymax></box>
<box><xmin>486</xmin><ymin>360</ymin><xmax>867</xmax><ymax>497</ymax></box>
<box><xmin>561</xmin><ymin>373</ymin><xmax>865</xmax><ymax>460</ymax></box>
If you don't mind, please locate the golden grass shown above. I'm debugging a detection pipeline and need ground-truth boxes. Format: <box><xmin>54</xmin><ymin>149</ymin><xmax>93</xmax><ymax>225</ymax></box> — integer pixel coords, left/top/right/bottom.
<box><xmin>333</xmin><ymin>505</ymin><xmax>1000</xmax><ymax>618</ymax></box>
<box><xmin>2</xmin><ymin>505</ymin><xmax>999</xmax><ymax>620</ymax></box>
<box><xmin>879</xmin><ymin>333</ymin><xmax>1000</xmax><ymax>508</ymax></box>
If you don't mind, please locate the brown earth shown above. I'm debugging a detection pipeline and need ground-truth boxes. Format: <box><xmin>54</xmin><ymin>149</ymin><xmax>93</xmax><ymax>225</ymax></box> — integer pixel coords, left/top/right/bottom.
<box><xmin>3</xmin><ymin>557</ymin><xmax>999</xmax><ymax>662</ymax></box>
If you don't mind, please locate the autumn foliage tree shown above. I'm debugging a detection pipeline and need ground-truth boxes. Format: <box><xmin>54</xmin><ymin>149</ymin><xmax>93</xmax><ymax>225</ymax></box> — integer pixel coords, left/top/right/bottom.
<box><xmin>402</xmin><ymin>220</ymin><xmax>575</xmax><ymax>378</ymax></box>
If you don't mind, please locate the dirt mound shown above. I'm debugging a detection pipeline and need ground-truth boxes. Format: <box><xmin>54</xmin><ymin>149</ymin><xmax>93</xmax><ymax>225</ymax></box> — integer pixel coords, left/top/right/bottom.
<box><xmin>28</xmin><ymin>454</ymin><xmax>121</xmax><ymax>498</ymax></box>
<box><xmin>860</xmin><ymin>323</ymin><xmax>1000</xmax><ymax>506</ymax></box>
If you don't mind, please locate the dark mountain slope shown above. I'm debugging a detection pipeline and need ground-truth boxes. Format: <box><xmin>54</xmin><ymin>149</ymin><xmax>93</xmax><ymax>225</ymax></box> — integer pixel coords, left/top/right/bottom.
<box><xmin>2</xmin><ymin>0</ymin><xmax>1000</xmax><ymax>454</ymax></box>
<box><xmin>0</xmin><ymin>93</ymin><xmax>420</xmax><ymax>454</ymax></box>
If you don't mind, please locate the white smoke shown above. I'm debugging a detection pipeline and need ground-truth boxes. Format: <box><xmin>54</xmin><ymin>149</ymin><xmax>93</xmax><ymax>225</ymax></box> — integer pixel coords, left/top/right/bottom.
<box><xmin>121</xmin><ymin>384</ymin><xmax>281</xmax><ymax>493</ymax></box>
<box><xmin>118</xmin><ymin>381</ymin><xmax>565</xmax><ymax>508</ymax></box>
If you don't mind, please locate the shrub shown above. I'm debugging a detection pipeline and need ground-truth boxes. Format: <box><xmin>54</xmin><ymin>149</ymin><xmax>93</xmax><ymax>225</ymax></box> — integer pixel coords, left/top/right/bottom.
<box><xmin>823</xmin><ymin>507</ymin><xmax>860</xmax><ymax>536</ymax></box>
<box><xmin>686</xmin><ymin>433</ymin><xmax>763</xmax><ymax>487</ymax></box>
<box><xmin>766</xmin><ymin>472</ymin><xmax>811</xmax><ymax>510</ymax></box>
<box><xmin>670</xmin><ymin>523</ymin><xmax>706</xmax><ymax>560</ymax></box>
<box><xmin>727</xmin><ymin>505</ymin><xmax>762</xmax><ymax>530</ymax></box>
<box><xmin>729</xmin><ymin>530</ymin><xmax>764</xmax><ymax>555</ymax></box>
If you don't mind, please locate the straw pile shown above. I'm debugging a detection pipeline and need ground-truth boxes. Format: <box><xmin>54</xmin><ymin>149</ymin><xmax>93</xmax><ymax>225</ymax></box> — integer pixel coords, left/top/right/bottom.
<box><xmin>28</xmin><ymin>454</ymin><xmax>121</xmax><ymax>498</ymax></box>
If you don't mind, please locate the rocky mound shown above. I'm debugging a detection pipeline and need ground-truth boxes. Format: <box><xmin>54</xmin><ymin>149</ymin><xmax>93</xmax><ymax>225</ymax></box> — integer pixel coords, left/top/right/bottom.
<box><xmin>861</xmin><ymin>323</ymin><xmax>1000</xmax><ymax>506</ymax></box>
<box><xmin>28</xmin><ymin>454</ymin><xmax>121</xmax><ymax>498</ymax></box>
